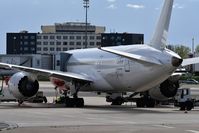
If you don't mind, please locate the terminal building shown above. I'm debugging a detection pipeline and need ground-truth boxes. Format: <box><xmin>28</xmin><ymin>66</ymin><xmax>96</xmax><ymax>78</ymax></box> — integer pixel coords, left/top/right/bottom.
<box><xmin>6</xmin><ymin>31</ymin><xmax>37</xmax><ymax>54</ymax></box>
<box><xmin>0</xmin><ymin>54</ymin><xmax>52</xmax><ymax>75</ymax></box>
<box><xmin>36</xmin><ymin>22</ymin><xmax>105</xmax><ymax>54</ymax></box>
<box><xmin>5</xmin><ymin>22</ymin><xmax>145</xmax><ymax>71</ymax></box>
<box><xmin>6</xmin><ymin>22</ymin><xmax>144</xmax><ymax>55</ymax></box>
<box><xmin>101</xmin><ymin>33</ymin><xmax>144</xmax><ymax>47</ymax></box>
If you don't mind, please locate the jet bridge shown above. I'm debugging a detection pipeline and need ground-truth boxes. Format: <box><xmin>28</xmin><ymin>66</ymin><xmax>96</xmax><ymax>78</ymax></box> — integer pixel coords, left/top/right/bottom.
<box><xmin>54</xmin><ymin>52</ymin><xmax>72</xmax><ymax>72</ymax></box>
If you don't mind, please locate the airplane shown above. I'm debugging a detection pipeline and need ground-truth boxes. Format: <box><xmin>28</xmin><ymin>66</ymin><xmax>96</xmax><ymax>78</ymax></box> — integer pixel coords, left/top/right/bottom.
<box><xmin>0</xmin><ymin>0</ymin><xmax>199</xmax><ymax>107</ymax></box>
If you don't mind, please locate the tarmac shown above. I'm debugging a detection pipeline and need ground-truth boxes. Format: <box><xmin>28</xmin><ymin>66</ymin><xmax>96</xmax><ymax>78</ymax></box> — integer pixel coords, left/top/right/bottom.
<box><xmin>0</xmin><ymin>82</ymin><xmax>199</xmax><ymax>133</ymax></box>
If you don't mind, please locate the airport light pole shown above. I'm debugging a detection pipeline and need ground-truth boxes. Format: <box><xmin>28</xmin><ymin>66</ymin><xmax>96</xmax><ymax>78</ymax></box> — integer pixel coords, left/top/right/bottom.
<box><xmin>192</xmin><ymin>37</ymin><xmax>195</xmax><ymax>55</ymax></box>
<box><xmin>13</xmin><ymin>36</ymin><xmax>16</xmax><ymax>54</ymax></box>
<box><xmin>83</xmin><ymin>0</ymin><xmax>89</xmax><ymax>48</ymax></box>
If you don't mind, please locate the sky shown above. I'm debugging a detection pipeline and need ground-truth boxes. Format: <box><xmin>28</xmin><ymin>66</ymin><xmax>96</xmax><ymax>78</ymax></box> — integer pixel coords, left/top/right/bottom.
<box><xmin>0</xmin><ymin>0</ymin><xmax>199</xmax><ymax>54</ymax></box>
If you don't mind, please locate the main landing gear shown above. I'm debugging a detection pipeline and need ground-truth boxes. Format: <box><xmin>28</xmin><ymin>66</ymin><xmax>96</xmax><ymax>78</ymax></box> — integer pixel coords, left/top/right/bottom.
<box><xmin>106</xmin><ymin>92</ymin><xmax>156</xmax><ymax>108</ymax></box>
<box><xmin>106</xmin><ymin>93</ymin><xmax>125</xmax><ymax>105</ymax></box>
<box><xmin>55</xmin><ymin>82</ymin><xmax>85</xmax><ymax>107</ymax></box>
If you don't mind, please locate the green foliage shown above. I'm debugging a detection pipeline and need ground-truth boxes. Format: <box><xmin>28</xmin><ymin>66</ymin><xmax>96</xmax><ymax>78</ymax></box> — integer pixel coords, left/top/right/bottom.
<box><xmin>173</xmin><ymin>45</ymin><xmax>191</xmax><ymax>59</ymax></box>
<box><xmin>195</xmin><ymin>45</ymin><xmax>199</xmax><ymax>54</ymax></box>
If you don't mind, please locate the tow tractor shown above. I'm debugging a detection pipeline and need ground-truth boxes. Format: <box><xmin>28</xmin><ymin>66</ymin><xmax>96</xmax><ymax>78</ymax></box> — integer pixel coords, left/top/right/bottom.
<box><xmin>174</xmin><ymin>88</ymin><xmax>199</xmax><ymax>111</ymax></box>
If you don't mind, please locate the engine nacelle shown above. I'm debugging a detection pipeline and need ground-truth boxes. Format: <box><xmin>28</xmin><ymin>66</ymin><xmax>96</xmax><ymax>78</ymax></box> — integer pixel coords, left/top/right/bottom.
<box><xmin>149</xmin><ymin>79</ymin><xmax>179</xmax><ymax>101</ymax></box>
<box><xmin>8</xmin><ymin>72</ymin><xmax>39</xmax><ymax>100</ymax></box>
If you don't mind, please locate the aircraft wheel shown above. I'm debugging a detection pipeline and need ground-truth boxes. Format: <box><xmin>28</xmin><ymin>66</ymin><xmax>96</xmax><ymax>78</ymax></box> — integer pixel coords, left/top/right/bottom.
<box><xmin>146</xmin><ymin>99</ymin><xmax>155</xmax><ymax>108</ymax></box>
<box><xmin>111</xmin><ymin>97</ymin><xmax>123</xmax><ymax>105</ymax></box>
<box><xmin>65</xmin><ymin>98</ymin><xmax>75</xmax><ymax>107</ymax></box>
<box><xmin>186</xmin><ymin>101</ymin><xmax>194</xmax><ymax>111</ymax></box>
<box><xmin>136</xmin><ymin>98</ymin><xmax>145</xmax><ymax>107</ymax></box>
<box><xmin>75</xmin><ymin>98</ymin><xmax>84</xmax><ymax>107</ymax></box>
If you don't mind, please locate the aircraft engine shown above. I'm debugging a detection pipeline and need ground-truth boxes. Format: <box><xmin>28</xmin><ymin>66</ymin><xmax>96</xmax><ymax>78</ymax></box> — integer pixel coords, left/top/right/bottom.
<box><xmin>149</xmin><ymin>79</ymin><xmax>179</xmax><ymax>101</ymax></box>
<box><xmin>8</xmin><ymin>72</ymin><xmax>39</xmax><ymax>100</ymax></box>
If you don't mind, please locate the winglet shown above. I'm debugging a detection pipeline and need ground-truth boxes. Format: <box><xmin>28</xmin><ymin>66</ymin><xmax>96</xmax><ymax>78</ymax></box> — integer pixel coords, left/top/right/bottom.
<box><xmin>150</xmin><ymin>0</ymin><xmax>174</xmax><ymax>50</ymax></box>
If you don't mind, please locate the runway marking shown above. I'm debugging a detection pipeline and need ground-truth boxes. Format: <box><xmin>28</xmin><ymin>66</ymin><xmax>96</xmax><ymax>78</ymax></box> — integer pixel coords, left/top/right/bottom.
<box><xmin>186</xmin><ymin>130</ymin><xmax>199</xmax><ymax>133</ymax></box>
<box><xmin>153</xmin><ymin>124</ymin><xmax>175</xmax><ymax>129</ymax></box>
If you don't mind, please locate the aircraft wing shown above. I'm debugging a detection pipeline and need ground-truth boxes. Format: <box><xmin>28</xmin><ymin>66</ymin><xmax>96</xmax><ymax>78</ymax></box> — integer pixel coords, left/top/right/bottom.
<box><xmin>0</xmin><ymin>62</ymin><xmax>93</xmax><ymax>82</ymax></box>
<box><xmin>181</xmin><ymin>57</ymin><xmax>199</xmax><ymax>67</ymax></box>
<box><xmin>99</xmin><ymin>47</ymin><xmax>162</xmax><ymax>65</ymax></box>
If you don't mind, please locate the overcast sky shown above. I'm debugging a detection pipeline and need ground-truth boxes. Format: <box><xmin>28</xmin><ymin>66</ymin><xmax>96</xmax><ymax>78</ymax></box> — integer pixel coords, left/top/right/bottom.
<box><xmin>0</xmin><ymin>0</ymin><xmax>199</xmax><ymax>54</ymax></box>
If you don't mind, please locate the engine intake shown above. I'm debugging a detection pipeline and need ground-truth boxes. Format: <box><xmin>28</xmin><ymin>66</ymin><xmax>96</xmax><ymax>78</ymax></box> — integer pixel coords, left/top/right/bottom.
<box><xmin>8</xmin><ymin>72</ymin><xmax>39</xmax><ymax>99</ymax></box>
<box><xmin>18</xmin><ymin>76</ymin><xmax>39</xmax><ymax>97</ymax></box>
<box><xmin>149</xmin><ymin>79</ymin><xmax>179</xmax><ymax>101</ymax></box>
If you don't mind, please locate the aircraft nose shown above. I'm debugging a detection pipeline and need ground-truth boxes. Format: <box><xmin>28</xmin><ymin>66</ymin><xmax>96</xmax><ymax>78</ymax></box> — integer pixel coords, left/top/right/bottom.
<box><xmin>171</xmin><ymin>56</ymin><xmax>183</xmax><ymax>67</ymax></box>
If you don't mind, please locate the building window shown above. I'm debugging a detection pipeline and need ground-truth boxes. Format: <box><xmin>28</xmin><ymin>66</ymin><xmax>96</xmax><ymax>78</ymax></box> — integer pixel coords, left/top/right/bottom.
<box><xmin>43</xmin><ymin>42</ymin><xmax>48</xmax><ymax>45</ymax></box>
<box><xmin>96</xmin><ymin>36</ymin><xmax>101</xmax><ymax>40</ymax></box>
<box><xmin>37</xmin><ymin>41</ymin><xmax>41</xmax><ymax>45</ymax></box>
<box><xmin>43</xmin><ymin>47</ymin><xmax>48</xmax><ymax>51</ymax></box>
<box><xmin>37</xmin><ymin>47</ymin><xmax>41</xmax><ymax>51</ymax></box>
<box><xmin>83</xmin><ymin>36</ymin><xmax>88</xmax><ymax>40</ymax></box>
<box><xmin>50</xmin><ymin>36</ymin><xmax>55</xmax><ymax>39</ymax></box>
<box><xmin>90</xmin><ymin>42</ymin><xmax>95</xmax><ymax>46</ymax></box>
<box><xmin>43</xmin><ymin>36</ymin><xmax>48</xmax><ymax>39</ymax></box>
<box><xmin>56</xmin><ymin>47</ymin><xmax>61</xmax><ymax>51</ymax></box>
<box><xmin>56</xmin><ymin>60</ymin><xmax>60</xmax><ymax>66</ymax></box>
<box><xmin>30</xmin><ymin>41</ymin><xmax>35</xmax><ymax>45</ymax></box>
<box><xmin>90</xmin><ymin>36</ymin><xmax>95</xmax><ymax>40</ymax></box>
<box><xmin>69</xmin><ymin>42</ymin><xmax>74</xmax><ymax>45</ymax></box>
<box><xmin>70</xmin><ymin>36</ymin><xmax>74</xmax><ymax>40</ymax></box>
<box><xmin>76</xmin><ymin>36</ymin><xmax>81</xmax><ymax>40</ymax></box>
<box><xmin>24</xmin><ymin>36</ymin><xmax>29</xmax><ymax>39</ymax></box>
<box><xmin>56</xmin><ymin>41</ymin><xmax>61</xmax><ymax>45</ymax></box>
<box><xmin>24</xmin><ymin>47</ymin><xmax>28</xmax><ymax>51</ymax></box>
<box><xmin>76</xmin><ymin>42</ymin><xmax>81</xmax><ymax>45</ymax></box>
<box><xmin>37</xmin><ymin>36</ymin><xmax>41</xmax><ymax>39</ymax></box>
<box><xmin>50</xmin><ymin>42</ymin><xmax>55</xmax><ymax>45</ymax></box>
<box><xmin>30</xmin><ymin>36</ymin><xmax>35</xmax><ymax>39</ymax></box>
<box><xmin>63</xmin><ymin>47</ymin><xmax>68</xmax><ymax>51</ymax></box>
<box><xmin>24</xmin><ymin>41</ymin><xmax>28</xmax><ymax>45</ymax></box>
<box><xmin>56</xmin><ymin>36</ymin><xmax>61</xmax><ymax>40</ymax></box>
<box><xmin>96</xmin><ymin>42</ymin><xmax>101</xmax><ymax>46</ymax></box>
<box><xmin>31</xmin><ymin>47</ymin><xmax>35</xmax><ymax>51</ymax></box>
<box><xmin>50</xmin><ymin>47</ymin><xmax>54</xmax><ymax>51</ymax></box>
<box><xmin>63</xmin><ymin>36</ymin><xmax>68</xmax><ymax>40</ymax></box>
<box><xmin>116</xmin><ymin>36</ymin><xmax>122</xmax><ymax>40</ymax></box>
<box><xmin>69</xmin><ymin>48</ymin><xmax>74</xmax><ymax>50</ymax></box>
<box><xmin>37</xmin><ymin>60</ymin><xmax>40</xmax><ymax>66</ymax></box>
<box><xmin>63</xmin><ymin>42</ymin><xmax>68</xmax><ymax>45</ymax></box>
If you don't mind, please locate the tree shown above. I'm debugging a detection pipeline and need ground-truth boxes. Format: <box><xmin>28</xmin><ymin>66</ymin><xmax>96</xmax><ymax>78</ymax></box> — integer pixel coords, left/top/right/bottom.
<box><xmin>195</xmin><ymin>45</ymin><xmax>199</xmax><ymax>54</ymax></box>
<box><xmin>173</xmin><ymin>45</ymin><xmax>191</xmax><ymax>59</ymax></box>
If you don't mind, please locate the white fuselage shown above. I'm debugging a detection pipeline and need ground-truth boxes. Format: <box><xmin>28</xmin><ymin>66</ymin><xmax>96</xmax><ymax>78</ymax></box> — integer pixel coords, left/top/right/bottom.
<box><xmin>66</xmin><ymin>44</ymin><xmax>181</xmax><ymax>93</ymax></box>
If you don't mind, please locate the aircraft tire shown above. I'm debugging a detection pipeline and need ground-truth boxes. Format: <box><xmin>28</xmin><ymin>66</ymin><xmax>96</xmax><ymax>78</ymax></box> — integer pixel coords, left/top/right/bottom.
<box><xmin>75</xmin><ymin>98</ymin><xmax>84</xmax><ymax>107</ymax></box>
<box><xmin>186</xmin><ymin>101</ymin><xmax>194</xmax><ymax>111</ymax></box>
<box><xmin>111</xmin><ymin>97</ymin><xmax>123</xmax><ymax>105</ymax></box>
<box><xmin>136</xmin><ymin>99</ymin><xmax>145</xmax><ymax>107</ymax></box>
<box><xmin>146</xmin><ymin>99</ymin><xmax>155</xmax><ymax>108</ymax></box>
<box><xmin>65</xmin><ymin>98</ymin><xmax>75</xmax><ymax>107</ymax></box>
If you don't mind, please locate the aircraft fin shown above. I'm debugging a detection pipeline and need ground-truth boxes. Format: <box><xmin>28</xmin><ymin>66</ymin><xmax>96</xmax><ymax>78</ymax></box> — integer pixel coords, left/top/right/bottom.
<box><xmin>150</xmin><ymin>0</ymin><xmax>174</xmax><ymax>50</ymax></box>
<box><xmin>99</xmin><ymin>47</ymin><xmax>162</xmax><ymax>65</ymax></box>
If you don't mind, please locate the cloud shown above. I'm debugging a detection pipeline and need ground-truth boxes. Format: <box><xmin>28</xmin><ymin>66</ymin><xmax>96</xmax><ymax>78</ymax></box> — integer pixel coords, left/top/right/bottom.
<box><xmin>126</xmin><ymin>4</ymin><xmax>145</xmax><ymax>9</ymax></box>
<box><xmin>107</xmin><ymin>4</ymin><xmax>117</xmax><ymax>9</ymax></box>
<box><xmin>107</xmin><ymin>0</ymin><xmax>116</xmax><ymax>3</ymax></box>
<box><xmin>173</xmin><ymin>3</ymin><xmax>184</xmax><ymax>9</ymax></box>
